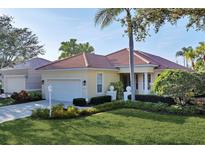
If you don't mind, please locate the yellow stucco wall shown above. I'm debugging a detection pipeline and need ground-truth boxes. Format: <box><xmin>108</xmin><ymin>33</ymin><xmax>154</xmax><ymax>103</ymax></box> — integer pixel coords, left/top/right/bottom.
<box><xmin>86</xmin><ymin>70</ymin><xmax>120</xmax><ymax>99</ymax></box>
<box><xmin>40</xmin><ymin>69</ymin><xmax>120</xmax><ymax>100</ymax></box>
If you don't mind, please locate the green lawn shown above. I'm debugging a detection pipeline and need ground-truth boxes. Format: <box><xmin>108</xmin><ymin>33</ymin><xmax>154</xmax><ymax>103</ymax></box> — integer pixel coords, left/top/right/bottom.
<box><xmin>0</xmin><ymin>108</ymin><xmax>205</xmax><ymax>144</ymax></box>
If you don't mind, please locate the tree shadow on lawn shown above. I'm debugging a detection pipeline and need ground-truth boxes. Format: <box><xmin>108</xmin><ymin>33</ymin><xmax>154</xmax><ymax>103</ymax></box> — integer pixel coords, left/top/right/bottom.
<box><xmin>65</xmin><ymin>123</ymin><xmax>128</xmax><ymax>145</ymax></box>
<box><xmin>0</xmin><ymin>118</ymin><xmax>73</xmax><ymax>145</ymax></box>
<box><xmin>0</xmin><ymin>117</ymin><xmax>128</xmax><ymax>145</ymax></box>
<box><xmin>109</xmin><ymin>108</ymin><xmax>188</xmax><ymax>124</ymax></box>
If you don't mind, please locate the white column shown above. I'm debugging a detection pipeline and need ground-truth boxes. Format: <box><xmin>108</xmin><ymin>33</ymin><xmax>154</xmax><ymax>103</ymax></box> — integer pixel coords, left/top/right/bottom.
<box><xmin>144</xmin><ymin>72</ymin><xmax>148</xmax><ymax>94</ymax></box>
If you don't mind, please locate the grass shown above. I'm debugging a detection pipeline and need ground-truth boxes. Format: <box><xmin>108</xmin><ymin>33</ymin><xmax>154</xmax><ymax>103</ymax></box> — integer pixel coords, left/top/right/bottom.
<box><xmin>1</xmin><ymin>108</ymin><xmax>205</xmax><ymax>144</ymax></box>
<box><xmin>0</xmin><ymin>98</ymin><xmax>15</xmax><ymax>107</ymax></box>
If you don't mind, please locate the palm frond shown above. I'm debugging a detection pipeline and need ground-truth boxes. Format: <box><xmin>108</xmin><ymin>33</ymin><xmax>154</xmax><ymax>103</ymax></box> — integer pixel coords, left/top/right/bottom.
<box><xmin>94</xmin><ymin>8</ymin><xmax>124</xmax><ymax>29</ymax></box>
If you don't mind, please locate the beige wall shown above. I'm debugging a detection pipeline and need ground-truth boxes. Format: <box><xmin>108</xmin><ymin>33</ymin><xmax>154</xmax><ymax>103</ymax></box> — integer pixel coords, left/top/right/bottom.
<box><xmin>40</xmin><ymin>68</ymin><xmax>167</xmax><ymax>101</ymax></box>
<box><xmin>41</xmin><ymin>70</ymin><xmax>87</xmax><ymax>99</ymax></box>
<box><xmin>86</xmin><ymin>70</ymin><xmax>120</xmax><ymax>99</ymax></box>
<box><xmin>1</xmin><ymin>69</ymin><xmax>43</xmax><ymax>92</ymax></box>
<box><xmin>40</xmin><ymin>69</ymin><xmax>120</xmax><ymax>100</ymax></box>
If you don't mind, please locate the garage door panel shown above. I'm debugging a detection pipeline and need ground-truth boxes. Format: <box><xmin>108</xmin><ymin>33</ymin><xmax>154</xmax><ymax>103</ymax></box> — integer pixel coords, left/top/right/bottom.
<box><xmin>47</xmin><ymin>79</ymin><xmax>82</xmax><ymax>102</ymax></box>
<box><xmin>5</xmin><ymin>76</ymin><xmax>26</xmax><ymax>93</ymax></box>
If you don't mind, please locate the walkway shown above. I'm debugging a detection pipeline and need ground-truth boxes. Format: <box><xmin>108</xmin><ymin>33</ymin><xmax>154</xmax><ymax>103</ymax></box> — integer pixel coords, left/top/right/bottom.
<box><xmin>0</xmin><ymin>100</ymin><xmax>74</xmax><ymax>123</ymax></box>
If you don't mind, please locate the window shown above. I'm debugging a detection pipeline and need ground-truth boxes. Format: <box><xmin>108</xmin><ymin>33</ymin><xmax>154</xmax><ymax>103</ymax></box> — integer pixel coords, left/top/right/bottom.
<box><xmin>143</xmin><ymin>73</ymin><xmax>145</xmax><ymax>90</ymax></box>
<box><xmin>143</xmin><ymin>73</ymin><xmax>152</xmax><ymax>90</ymax></box>
<box><xmin>148</xmin><ymin>73</ymin><xmax>151</xmax><ymax>90</ymax></box>
<box><xmin>136</xmin><ymin>74</ymin><xmax>138</xmax><ymax>90</ymax></box>
<box><xmin>97</xmin><ymin>73</ymin><xmax>103</xmax><ymax>93</ymax></box>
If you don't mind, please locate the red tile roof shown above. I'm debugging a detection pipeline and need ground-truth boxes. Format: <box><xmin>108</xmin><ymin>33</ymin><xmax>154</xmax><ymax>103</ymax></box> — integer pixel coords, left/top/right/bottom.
<box><xmin>37</xmin><ymin>48</ymin><xmax>187</xmax><ymax>70</ymax></box>
<box><xmin>37</xmin><ymin>53</ymin><xmax>115</xmax><ymax>70</ymax></box>
<box><xmin>106</xmin><ymin>48</ymin><xmax>148</xmax><ymax>66</ymax></box>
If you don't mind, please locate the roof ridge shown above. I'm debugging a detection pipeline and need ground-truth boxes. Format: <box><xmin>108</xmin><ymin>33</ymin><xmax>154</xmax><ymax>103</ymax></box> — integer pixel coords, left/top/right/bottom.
<box><xmin>134</xmin><ymin>50</ymin><xmax>151</xmax><ymax>64</ymax></box>
<box><xmin>106</xmin><ymin>48</ymin><xmax>129</xmax><ymax>57</ymax></box>
<box><xmin>137</xmin><ymin>51</ymin><xmax>160</xmax><ymax>65</ymax></box>
<box><xmin>83</xmin><ymin>53</ymin><xmax>89</xmax><ymax>67</ymax></box>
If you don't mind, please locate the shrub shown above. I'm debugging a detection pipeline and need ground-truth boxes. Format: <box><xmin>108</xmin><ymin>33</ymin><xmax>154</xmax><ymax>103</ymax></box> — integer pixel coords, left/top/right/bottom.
<box><xmin>31</xmin><ymin>108</ymin><xmax>49</xmax><ymax>119</ymax></box>
<box><xmin>31</xmin><ymin>100</ymin><xmax>205</xmax><ymax>119</ymax></box>
<box><xmin>65</xmin><ymin>106</ymin><xmax>80</xmax><ymax>118</ymax></box>
<box><xmin>79</xmin><ymin>108</ymin><xmax>97</xmax><ymax>116</ymax></box>
<box><xmin>73</xmin><ymin>98</ymin><xmax>87</xmax><ymax>106</ymax></box>
<box><xmin>28</xmin><ymin>91</ymin><xmax>42</xmax><ymax>101</ymax></box>
<box><xmin>152</xmin><ymin>69</ymin><xmax>204</xmax><ymax>105</ymax></box>
<box><xmin>89</xmin><ymin>95</ymin><xmax>112</xmax><ymax>105</ymax></box>
<box><xmin>52</xmin><ymin>104</ymin><xmax>65</xmax><ymax>118</ymax></box>
<box><xmin>110</xmin><ymin>81</ymin><xmax>124</xmax><ymax>100</ymax></box>
<box><xmin>128</xmin><ymin>94</ymin><xmax>175</xmax><ymax>104</ymax></box>
<box><xmin>11</xmin><ymin>90</ymin><xmax>30</xmax><ymax>103</ymax></box>
<box><xmin>0</xmin><ymin>89</ymin><xmax>4</xmax><ymax>94</ymax></box>
<box><xmin>10</xmin><ymin>92</ymin><xmax>19</xmax><ymax>101</ymax></box>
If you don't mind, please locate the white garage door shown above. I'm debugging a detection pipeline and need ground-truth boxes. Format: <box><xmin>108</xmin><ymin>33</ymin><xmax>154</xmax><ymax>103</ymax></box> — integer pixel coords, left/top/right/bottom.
<box><xmin>5</xmin><ymin>76</ymin><xmax>26</xmax><ymax>93</ymax></box>
<box><xmin>47</xmin><ymin>79</ymin><xmax>82</xmax><ymax>102</ymax></box>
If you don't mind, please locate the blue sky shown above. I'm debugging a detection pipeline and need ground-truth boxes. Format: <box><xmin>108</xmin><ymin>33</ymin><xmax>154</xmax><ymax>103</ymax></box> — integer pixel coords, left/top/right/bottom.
<box><xmin>0</xmin><ymin>8</ymin><xmax>204</xmax><ymax>65</ymax></box>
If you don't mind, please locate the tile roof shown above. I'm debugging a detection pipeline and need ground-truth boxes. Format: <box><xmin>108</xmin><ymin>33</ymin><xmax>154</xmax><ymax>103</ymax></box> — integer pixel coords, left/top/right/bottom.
<box><xmin>3</xmin><ymin>58</ymin><xmax>51</xmax><ymax>70</ymax></box>
<box><xmin>137</xmin><ymin>51</ymin><xmax>187</xmax><ymax>69</ymax></box>
<box><xmin>37</xmin><ymin>48</ymin><xmax>187</xmax><ymax>70</ymax></box>
<box><xmin>36</xmin><ymin>53</ymin><xmax>115</xmax><ymax>70</ymax></box>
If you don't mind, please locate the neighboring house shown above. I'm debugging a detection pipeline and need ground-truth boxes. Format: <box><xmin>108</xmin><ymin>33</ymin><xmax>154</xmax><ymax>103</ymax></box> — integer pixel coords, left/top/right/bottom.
<box><xmin>37</xmin><ymin>48</ymin><xmax>186</xmax><ymax>102</ymax></box>
<box><xmin>0</xmin><ymin>58</ymin><xmax>51</xmax><ymax>93</ymax></box>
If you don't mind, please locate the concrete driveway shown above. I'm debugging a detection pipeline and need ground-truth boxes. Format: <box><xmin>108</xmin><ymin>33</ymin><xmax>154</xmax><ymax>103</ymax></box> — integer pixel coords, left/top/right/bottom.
<box><xmin>0</xmin><ymin>100</ymin><xmax>73</xmax><ymax>123</ymax></box>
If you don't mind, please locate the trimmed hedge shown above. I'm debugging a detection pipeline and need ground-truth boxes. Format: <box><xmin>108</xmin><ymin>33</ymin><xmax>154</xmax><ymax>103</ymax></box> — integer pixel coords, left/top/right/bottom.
<box><xmin>128</xmin><ymin>94</ymin><xmax>175</xmax><ymax>104</ymax></box>
<box><xmin>73</xmin><ymin>98</ymin><xmax>87</xmax><ymax>106</ymax></box>
<box><xmin>89</xmin><ymin>95</ymin><xmax>112</xmax><ymax>105</ymax></box>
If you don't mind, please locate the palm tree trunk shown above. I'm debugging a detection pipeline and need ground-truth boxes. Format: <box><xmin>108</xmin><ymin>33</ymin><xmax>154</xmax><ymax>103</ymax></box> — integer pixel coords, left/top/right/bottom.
<box><xmin>129</xmin><ymin>28</ymin><xmax>136</xmax><ymax>101</ymax></box>
<box><xmin>126</xmin><ymin>9</ymin><xmax>136</xmax><ymax>101</ymax></box>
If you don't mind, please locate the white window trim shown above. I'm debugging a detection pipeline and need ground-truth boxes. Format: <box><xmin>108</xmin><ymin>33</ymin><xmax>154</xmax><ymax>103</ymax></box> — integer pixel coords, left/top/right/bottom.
<box><xmin>96</xmin><ymin>72</ymin><xmax>104</xmax><ymax>95</ymax></box>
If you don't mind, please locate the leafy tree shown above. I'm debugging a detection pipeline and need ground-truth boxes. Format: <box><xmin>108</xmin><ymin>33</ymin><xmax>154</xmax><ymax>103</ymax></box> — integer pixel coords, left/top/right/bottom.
<box><xmin>58</xmin><ymin>38</ymin><xmax>94</xmax><ymax>59</ymax></box>
<box><xmin>0</xmin><ymin>15</ymin><xmax>44</xmax><ymax>68</ymax></box>
<box><xmin>152</xmin><ymin>70</ymin><xmax>204</xmax><ymax>105</ymax></box>
<box><xmin>95</xmin><ymin>8</ymin><xmax>138</xmax><ymax>101</ymax></box>
<box><xmin>133</xmin><ymin>9</ymin><xmax>205</xmax><ymax>39</ymax></box>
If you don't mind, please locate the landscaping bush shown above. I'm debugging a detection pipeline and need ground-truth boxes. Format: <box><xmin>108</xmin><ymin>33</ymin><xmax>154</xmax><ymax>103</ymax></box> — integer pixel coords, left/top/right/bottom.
<box><xmin>128</xmin><ymin>94</ymin><xmax>175</xmax><ymax>104</ymax></box>
<box><xmin>28</xmin><ymin>91</ymin><xmax>42</xmax><ymax>101</ymax></box>
<box><xmin>11</xmin><ymin>90</ymin><xmax>42</xmax><ymax>103</ymax></box>
<box><xmin>110</xmin><ymin>81</ymin><xmax>124</xmax><ymax>100</ymax></box>
<box><xmin>0</xmin><ymin>89</ymin><xmax>4</xmax><ymax>94</ymax></box>
<box><xmin>65</xmin><ymin>106</ymin><xmax>80</xmax><ymax>118</ymax></box>
<box><xmin>79</xmin><ymin>108</ymin><xmax>97</xmax><ymax>116</ymax></box>
<box><xmin>31</xmin><ymin>108</ymin><xmax>49</xmax><ymax>119</ymax></box>
<box><xmin>73</xmin><ymin>98</ymin><xmax>87</xmax><ymax>106</ymax></box>
<box><xmin>152</xmin><ymin>69</ymin><xmax>204</xmax><ymax>105</ymax></box>
<box><xmin>31</xmin><ymin>100</ymin><xmax>205</xmax><ymax>119</ymax></box>
<box><xmin>11</xmin><ymin>90</ymin><xmax>30</xmax><ymax>103</ymax></box>
<box><xmin>89</xmin><ymin>95</ymin><xmax>112</xmax><ymax>105</ymax></box>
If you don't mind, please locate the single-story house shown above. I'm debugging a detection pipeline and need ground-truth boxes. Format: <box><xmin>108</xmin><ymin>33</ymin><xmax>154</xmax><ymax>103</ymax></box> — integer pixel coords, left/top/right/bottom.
<box><xmin>37</xmin><ymin>48</ymin><xmax>186</xmax><ymax>102</ymax></box>
<box><xmin>0</xmin><ymin>58</ymin><xmax>50</xmax><ymax>93</ymax></box>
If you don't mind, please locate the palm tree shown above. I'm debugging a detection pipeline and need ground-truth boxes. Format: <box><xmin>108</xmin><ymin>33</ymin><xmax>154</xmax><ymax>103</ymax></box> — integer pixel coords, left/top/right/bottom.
<box><xmin>94</xmin><ymin>8</ymin><xmax>136</xmax><ymax>101</ymax></box>
<box><xmin>196</xmin><ymin>42</ymin><xmax>205</xmax><ymax>62</ymax></box>
<box><xmin>78</xmin><ymin>42</ymin><xmax>94</xmax><ymax>53</ymax></box>
<box><xmin>176</xmin><ymin>50</ymin><xmax>185</xmax><ymax>66</ymax></box>
<box><xmin>183</xmin><ymin>47</ymin><xmax>196</xmax><ymax>69</ymax></box>
<box><xmin>176</xmin><ymin>47</ymin><xmax>192</xmax><ymax>67</ymax></box>
<box><xmin>58</xmin><ymin>39</ymin><xmax>94</xmax><ymax>59</ymax></box>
